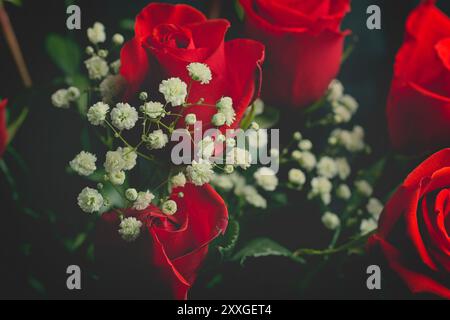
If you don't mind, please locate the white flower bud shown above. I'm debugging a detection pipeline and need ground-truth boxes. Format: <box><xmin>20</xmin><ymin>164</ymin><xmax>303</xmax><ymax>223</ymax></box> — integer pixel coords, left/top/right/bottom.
<box><xmin>212</xmin><ymin>113</ymin><xmax>226</xmax><ymax>126</ymax></box>
<box><xmin>288</xmin><ymin>168</ymin><xmax>306</xmax><ymax>186</ymax></box>
<box><xmin>322</xmin><ymin>212</ymin><xmax>341</xmax><ymax>230</ymax></box>
<box><xmin>112</xmin><ymin>33</ymin><xmax>124</xmax><ymax>46</ymax></box>
<box><xmin>185</xmin><ymin>113</ymin><xmax>197</xmax><ymax>125</ymax></box>
<box><xmin>87</xmin><ymin>22</ymin><xmax>106</xmax><ymax>44</ymax></box>
<box><xmin>109</xmin><ymin>170</ymin><xmax>126</xmax><ymax>185</ymax></box>
<box><xmin>87</xmin><ymin>102</ymin><xmax>110</xmax><ymax>126</ymax></box>
<box><xmin>133</xmin><ymin>191</ymin><xmax>155</xmax><ymax>210</ymax></box>
<box><xmin>125</xmin><ymin>188</ymin><xmax>138</xmax><ymax>201</ymax></box>
<box><xmin>171</xmin><ymin>172</ymin><xmax>187</xmax><ymax>189</ymax></box>
<box><xmin>162</xmin><ymin>200</ymin><xmax>177</xmax><ymax>216</ymax></box>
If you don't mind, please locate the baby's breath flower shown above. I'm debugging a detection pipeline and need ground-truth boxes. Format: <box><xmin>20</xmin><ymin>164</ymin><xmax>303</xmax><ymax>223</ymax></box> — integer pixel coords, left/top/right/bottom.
<box><xmin>119</xmin><ymin>217</ymin><xmax>142</xmax><ymax>242</ymax></box>
<box><xmin>119</xmin><ymin>147</ymin><xmax>137</xmax><ymax>171</ymax></box>
<box><xmin>298</xmin><ymin>139</ymin><xmax>313</xmax><ymax>151</ymax></box>
<box><xmin>335</xmin><ymin>158</ymin><xmax>351</xmax><ymax>180</ymax></box>
<box><xmin>327</xmin><ymin>79</ymin><xmax>344</xmax><ymax>102</ymax></box>
<box><xmin>250</xmin><ymin>122</ymin><xmax>260</xmax><ymax>131</ymax></box>
<box><xmin>159</xmin><ymin>77</ymin><xmax>187</xmax><ymax>106</ymax></box>
<box><xmin>133</xmin><ymin>191</ymin><xmax>155</xmax><ymax>211</ymax></box>
<box><xmin>70</xmin><ymin>151</ymin><xmax>97</xmax><ymax>176</ymax></box>
<box><xmin>87</xmin><ymin>102</ymin><xmax>110</xmax><ymax>126</ymax></box>
<box><xmin>317</xmin><ymin>157</ymin><xmax>338</xmax><ymax>179</ymax></box>
<box><xmin>85</xmin><ymin>46</ymin><xmax>95</xmax><ymax>55</ymax></box>
<box><xmin>51</xmin><ymin>89</ymin><xmax>70</xmax><ymax>108</ymax></box>
<box><xmin>288</xmin><ymin>168</ymin><xmax>306</xmax><ymax>186</ymax></box>
<box><xmin>67</xmin><ymin>87</ymin><xmax>80</xmax><ymax>101</ymax></box>
<box><xmin>299</xmin><ymin>151</ymin><xmax>317</xmax><ymax>172</ymax></box>
<box><xmin>211</xmin><ymin>174</ymin><xmax>234</xmax><ymax>191</ymax></box>
<box><xmin>144</xmin><ymin>129</ymin><xmax>169</xmax><ymax>150</ymax></box>
<box><xmin>212</xmin><ymin>113</ymin><xmax>226</xmax><ymax>126</ymax></box>
<box><xmin>98</xmin><ymin>49</ymin><xmax>108</xmax><ymax>58</ymax></box>
<box><xmin>104</xmin><ymin>149</ymin><xmax>126</xmax><ymax>174</ymax></box>
<box><xmin>87</xmin><ymin>22</ymin><xmax>106</xmax><ymax>44</ymax></box>
<box><xmin>336</xmin><ymin>184</ymin><xmax>352</xmax><ymax>200</ymax></box>
<box><xmin>125</xmin><ymin>188</ymin><xmax>138</xmax><ymax>202</ymax></box>
<box><xmin>224</xmin><ymin>165</ymin><xmax>234</xmax><ymax>174</ymax></box>
<box><xmin>355</xmin><ymin>180</ymin><xmax>373</xmax><ymax>197</ymax></box>
<box><xmin>141</xmin><ymin>101</ymin><xmax>165</xmax><ymax>119</ymax></box>
<box><xmin>171</xmin><ymin>172</ymin><xmax>187</xmax><ymax>189</ymax></box>
<box><xmin>99</xmin><ymin>75</ymin><xmax>126</xmax><ymax>104</ymax></box>
<box><xmin>109</xmin><ymin>170</ymin><xmax>126</xmax><ymax>185</ymax></box>
<box><xmin>292</xmin><ymin>150</ymin><xmax>302</xmax><ymax>161</ymax></box>
<box><xmin>187</xmin><ymin>62</ymin><xmax>212</xmax><ymax>84</ymax></box>
<box><xmin>162</xmin><ymin>200</ymin><xmax>177</xmax><ymax>216</ymax></box>
<box><xmin>226</xmin><ymin>147</ymin><xmax>252</xmax><ymax>170</ymax></box>
<box><xmin>333</xmin><ymin>103</ymin><xmax>352</xmax><ymax>123</ymax></box>
<box><xmin>112</xmin><ymin>33</ymin><xmax>124</xmax><ymax>46</ymax></box>
<box><xmin>197</xmin><ymin>136</ymin><xmax>215</xmax><ymax>160</ymax></box>
<box><xmin>322</xmin><ymin>212</ymin><xmax>341</xmax><ymax>230</ymax></box>
<box><xmin>185</xmin><ymin>113</ymin><xmax>197</xmax><ymax>126</ymax></box>
<box><xmin>310</xmin><ymin>176</ymin><xmax>333</xmax><ymax>205</ymax></box>
<box><xmin>186</xmin><ymin>159</ymin><xmax>214</xmax><ymax>186</ymax></box>
<box><xmin>77</xmin><ymin>187</ymin><xmax>104</xmax><ymax>213</ymax></box>
<box><xmin>242</xmin><ymin>186</ymin><xmax>267</xmax><ymax>209</ymax></box>
<box><xmin>85</xmin><ymin>56</ymin><xmax>109</xmax><ymax>80</ymax></box>
<box><xmin>293</xmin><ymin>131</ymin><xmax>302</xmax><ymax>141</ymax></box>
<box><xmin>340</xmin><ymin>94</ymin><xmax>359</xmax><ymax>114</ymax></box>
<box><xmin>226</xmin><ymin>138</ymin><xmax>236</xmax><ymax>148</ymax></box>
<box><xmin>360</xmin><ymin>218</ymin><xmax>378</xmax><ymax>235</ymax></box>
<box><xmin>111</xmin><ymin>103</ymin><xmax>138</xmax><ymax>130</ymax></box>
<box><xmin>216</xmin><ymin>97</ymin><xmax>235</xmax><ymax>126</ymax></box>
<box><xmin>254</xmin><ymin>167</ymin><xmax>278</xmax><ymax>191</ymax></box>
<box><xmin>367</xmin><ymin>198</ymin><xmax>383</xmax><ymax>220</ymax></box>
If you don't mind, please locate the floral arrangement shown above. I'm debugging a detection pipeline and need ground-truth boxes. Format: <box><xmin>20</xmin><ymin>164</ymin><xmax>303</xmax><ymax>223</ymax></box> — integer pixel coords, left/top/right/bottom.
<box><xmin>1</xmin><ymin>0</ymin><xmax>450</xmax><ymax>300</ymax></box>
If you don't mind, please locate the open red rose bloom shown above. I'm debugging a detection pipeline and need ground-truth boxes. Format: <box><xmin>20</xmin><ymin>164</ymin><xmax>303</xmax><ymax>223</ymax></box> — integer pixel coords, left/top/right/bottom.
<box><xmin>239</xmin><ymin>0</ymin><xmax>350</xmax><ymax>108</ymax></box>
<box><xmin>369</xmin><ymin>149</ymin><xmax>450</xmax><ymax>299</ymax></box>
<box><xmin>0</xmin><ymin>99</ymin><xmax>8</xmax><ymax>157</ymax></box>
<box><xmin>96</xmin><ymin>184</ymin><xmax>228</xmax><ymax>300</ymax></box>
<box><xmin>387</xmin><ymin>0</ymin><xmax>450</xmax><ymax>153</ymax></box>
<box><xmin>120</xmin><ymin>3</ymin><xmax>264</xmax><ymax>130</ymax></box>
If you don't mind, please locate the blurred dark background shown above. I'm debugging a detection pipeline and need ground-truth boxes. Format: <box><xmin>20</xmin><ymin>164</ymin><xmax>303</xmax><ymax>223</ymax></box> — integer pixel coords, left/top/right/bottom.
<box><xmin>0</xmin><ymin>0</ymin><xmax>449</xmax><ymax>299</ymax></box>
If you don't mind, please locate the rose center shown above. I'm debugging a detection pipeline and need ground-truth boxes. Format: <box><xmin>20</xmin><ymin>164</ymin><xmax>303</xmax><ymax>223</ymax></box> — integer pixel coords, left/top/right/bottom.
<box><xmin>152</xmin><ymin>24</ymin><xmax>193</xmax><ymax>49</ymax></box>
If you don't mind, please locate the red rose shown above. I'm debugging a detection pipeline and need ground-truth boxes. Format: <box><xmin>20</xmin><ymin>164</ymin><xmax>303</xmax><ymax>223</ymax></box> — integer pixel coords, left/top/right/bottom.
<box><xmin>0</xmin><ymin>99</ymin><xmax>8</xmax><ymax>157</ymax></box>
<box><xmin>369</xmin><ymin>149</ymin><xmax>450</xmax><ymax>299</ymax></box>
<box><xmin>387</xmin><ymin>0</ymin><xmax>450</xmax><ymax>153</ymax></box>
<box><xmin>96</xmin><ymin>183</ymin><xmax>228</xmax><ymax>300</ymax></box>
<box><xmin>120</xmin><ymin>3</ymin><xmax>264</xmax><ymax>129</ymax></box>
<box><xmin>239</xmin><ymin>0</ymin><xmax>350</xmax><ymax>109</ymax></box>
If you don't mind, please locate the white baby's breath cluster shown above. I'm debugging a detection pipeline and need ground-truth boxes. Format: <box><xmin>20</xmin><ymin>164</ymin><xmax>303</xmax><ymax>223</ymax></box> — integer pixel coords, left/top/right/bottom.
<box><xmin>51</xmin><ymin>86</ymin><xmax>80</xmax><ymax>108</ymax></box>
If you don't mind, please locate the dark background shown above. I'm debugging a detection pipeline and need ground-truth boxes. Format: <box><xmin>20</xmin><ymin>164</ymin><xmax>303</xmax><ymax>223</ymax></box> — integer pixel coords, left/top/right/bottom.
<box><xmin>0</xmin><ymin>0</ymin><xmax>449</xmax><ymax>299</ymax></box>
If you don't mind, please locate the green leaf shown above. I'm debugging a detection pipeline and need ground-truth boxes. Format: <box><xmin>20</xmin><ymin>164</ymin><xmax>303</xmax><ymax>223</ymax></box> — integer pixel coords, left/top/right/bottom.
<box><xmin>46</xmin><ymin>34</ymin><xmax>81</xmax><ymax>75</ymax></box>
<box><xmin>234</xmin><ymin>0</ymin><xmax>244</xmax><ymax>21</ymax></box>
<box><xmin>218</xmin><ymin>219</ymin><xmax>240</xmax><ymax>258</ymax></box>
<box><xmin>254</xmin><ymin>104</ymin><xmax>280</xmax><ymax>129</ymax></box>
<box><xmin>7</xmin><ymin>107</ymin><xmax>29</xmax><ymax>144</ymax></box>
<box><xmin>4</xmin><ymin>0</ymin><xmax>22</xmax><ymax>6</ymax></box>
<box><xmin>64</xmin><ymin>233</ymin><xmax>87</xmax><ymax>252</ymax></box>
<box><xmin>233</xmin><ymin>237</ymin><xmax>305</xmax><ymax>265</ymax></box>
<box><xmin>120</xmin><ymin>19</ymin><xmax>135</xmax><ymax>31</ymax></box>
<box><xmin>28</xmin><ymin>276</ymin><xmax>46</xmax><ymax>296</ymax></box>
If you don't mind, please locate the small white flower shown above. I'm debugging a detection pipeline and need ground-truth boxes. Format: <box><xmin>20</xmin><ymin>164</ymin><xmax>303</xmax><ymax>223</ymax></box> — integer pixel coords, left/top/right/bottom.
<box><xmin>298</xmin><ymin>139</ymin><xmax>313</xmax><ymax>151</ymax></box>
<box><xmin>185</xmin><ymin>113</ymin><xmax>197</xmax><ymax>125</ymax></box>
<box><xmin>197</xmin><ymin>136</ymin><xmax>215</xmax><ymax>160</ymax></box>
<box><xmin>125</xmin><ymin>188</ymin><xmax>138</xmax><ymax>202</ymax></box>
<box><xmin>211</xmin><ymin>174</ymin><xmax>234</xmax><ymax>191</ymax></box>
<box><xmin>317</xmin><ymin>157</ymin><xmax>338</xmax><ymax>179</ymax></box>
<box><xmin>226</xmin><ymin>138</ymin><xmax>236</xmax><ymax>148</ymax></box>
<box><xmin>133</xmin><ymin>191</ymin><xmax>155</xmax><ymax>210</ymax></box>
<box><xmin>51</xmin><ymin>89</ymin><xmax>70</xmax><ymax>108</ymax></box>
<box><xmin>109</xmin><ymin>170</ymin><xmax>126</xmax><ymax>185</ymax></box>
<box><xmin>299</xmin><ymin>151</ymin><xmax>317</xmax><ymax>172</ymax></box>
<box><xmin>171</xmin><ymin>172</ymin><xmax>187</xmax><ymax>189</ymax></box>
<box><xmin>367</xmin><ymin>198</ymin><xmax>383</xmax><ymax>220</ymax></box>
<box><xmin>162</xmin><ymin>200</ymin><xmax>177</xmax><ymax>216</ymax></box>
<box><xmin>77</xmin><ymin>187</ymin><xmax>104</xmax><ymax>213</ymax></box>
<box><xmin>85</xmin><ymin>56</ymin><xmax>109</xmax><ymax>80</ymax></box>
<box><xmin>112</xmin><ymin>33</ymin><xmax>124</xmax><ymax>46</ymax></box>
<box><xmin>87</xmin><ymin>102</ymin><xmax>110</xmax><ymax>126</ymax></box>
<box><xmin>355</xmin><ymin>180</ymin><xmax>373</xmax><ymax>197</ymax></box>
<box><xmin>226</xmin><ymin>147</ymin><xmax>252</xmax><ymax>170</ymax></box>
<box><xmin>288</xmin><ymin>169</ymin><xmax>306</xmax><ymax>186</ymax></box>
<box><xmin>333</xmin><ymin>103</ymin><xmax>352</xmax><ymax>123</ymax></box>
<box><xmin>87</xmin><ymin>22</ymin><xmax>106</xmax><ymax>44</ymax></box>
<box><xmin>187</xmin><ymin>62</ymin><xmax>212</xmax><ymax>84</ymax></box>
<box><xmin>330</xmin><ymin>127</ymin><xmax>366</xmax><ymax>153</ymax></box>
<box><xmin>139</xmin><ymin>92</ymin><xmax>148</xmax><ymax>101</ymax></box>
<box><xmin>293</xmin><ymin>132</ymin><xmax>302</xmax><ymax>141</ymax></box>
<box><xmin>98</xmin><ymin>49</ymin><xmax>108</xmax><ymax>58</ymax></box>
<box><xmin>212</xmin><ymin>113</ymin><xmax>226</xmax><ymax>126</ymax></box>
<box><xmin>99</xmin><ymin>75</ymin><xmax>126</xmax><ymax>104</ymax></box>
<box><xmin>254</xmin><ymin>167</ymin><xmax>278</xmax><ymax>191</ymax></box>
<box><xmin>247</xmin><ymin>130</ymin><xmax>268</xmax><ymax>149</ymax></box>
<box><xmin>250</xmin><ymin>122</ymin><xmax>260</xmax><ymax>131</ymax></box>
<box><xmin>224</xmin><ymin>165</ymin><xmax>234</xmax><ymax>174</ymax></box>
<box><xmin>335</xmin><ymin>157</ymin><xmax>351</xmax><ymax>180</ymax></box>
<box><xmin>86</xmin><ymin>46</ymin><xmax>95</xmax><ymax>55</ymax></box>
<box><xmin>322</xmin><ymin>212</ymin><xmax>341</xmax><ymax>230</ymax></box>
<box><xmin>67</xmin><ymin>87</ymin><xmax>80</xmax><ymax>101</ymax></box>
<box><xmin>327</xmin><ymin>79</ymin><xmax>344</xmax><ymax>102</ymax></box>
<box><xmin>104</xmin><ymin>149</ymin><xmax>126</xmax><ymax>174</ymax></box>
<box><xmin>242</xmin><ymin>186</ymin><xmax>267</xmax><ymax>209</ymax></box>
<box><xmin>186</xmin><ymin>159</ymin><xmax>214</xmax><ymax>186</ymax></box>
<box><xmin>119</xmin><ymin>217</ymin><xmax>142</xmax><ymax>242</ymax></box>
<box><xmin>360</xmin><ymin>218</ymin><xmax>378</xmax><ymax>235</ymax></box>
<box><xmin>336</xmin><ymin>184</ymin><xmax>352</xmax><ymax>200</ymax></box>
<box><xmin>340</xmin><ymin>94</ymin><xmax>359</xmax><ymax>114</ymax></box>
<box><xmin>216</xmin><ymin>97</ymin><xmax>236</xmax><ymax>126</ymax></box>
<box><xmin>292</xmin><ymin>150</ymin><xmax>302</xmax><ymax>161</ymax></box>
<box><xmin>110</xmin><ymin>60</ymin><xmax>121</xmax><ymax>74</ymax></box>
<box><xmin>110</xmin><ymin>103</ymin><xmax>138</xmax><ymax>130</ymax></box>
<box><xmin>70</xmin><ymin>151</ymin><xmax>97</xmax><ymax>176</ymax></box>
<box><xmin>159</xmin><ymin>77</ymin><xmax>187</xmax><ymax>106</ymax></box>
<box><xmin>119</xmin><ymin>147</ymin><xmax>137</xmax><ymax>171</ymax></box>
<box><xmin>145</xmin><ymin>129</ymin><xmax>169</xmax><ymax>150</ymax></box>
<box><xmin>310</xmin><ymin>177</ymin><xmax>333</xmax><ymax>205</ymax></box>
<box><xmin>140</xmin><ymin>101</ymin><xmax>165</xmax><ymax>119</ymax></box>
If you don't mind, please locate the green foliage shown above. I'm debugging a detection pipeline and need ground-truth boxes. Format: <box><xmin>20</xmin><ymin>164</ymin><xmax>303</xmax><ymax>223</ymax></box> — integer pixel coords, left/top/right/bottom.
<box><xmin>3</xmin><ymin>0</ymin><xmax>23</xmax><ymax>6</ymax></box>
<box><xmin>233</xmin><ymin>237</ymin><xmax>305</xmax><ymax>265</ymax></box>
<box><xmin>218</xmin><ymin>219</ymin><xmax>240</xmax><ymax>258</ymax></box>
<box><xmin>46</xmin><ymin>34</ymin><xmax>81</xmax><ymax>75</ymax></box>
